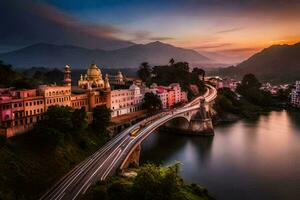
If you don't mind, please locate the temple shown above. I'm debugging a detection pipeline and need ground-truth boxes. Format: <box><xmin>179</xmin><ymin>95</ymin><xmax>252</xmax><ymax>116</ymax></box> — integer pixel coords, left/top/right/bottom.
<box><xmin>78</xmin><ymin>63</ymin><xmax>110</xmax><ymax>90</ymax></box>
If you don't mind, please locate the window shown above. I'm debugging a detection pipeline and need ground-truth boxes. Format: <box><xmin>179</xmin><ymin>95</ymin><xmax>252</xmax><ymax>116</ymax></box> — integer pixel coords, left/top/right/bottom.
<box><xmin>14</xmin><ymin>103</ymin><xmax>17</xmax><ymax>108</ymax></box>
<box><xmin>34</xmin><ymin>101</ymin><xmax>36</xmax><ymax>106</ymax></box>
<box><xmin>30</xmin><ymin>102</ymin><xmax>32</xmax><ymax>106</ymax></box>
<box><xmin>19</xmin><ymin>103</ymin><xmax>22</xmax><ymax>107</ymax></box>
<box><xmin>30</xmin><ymin>110</ymin><xmax>32</xmax><ymax>115</ymax></box>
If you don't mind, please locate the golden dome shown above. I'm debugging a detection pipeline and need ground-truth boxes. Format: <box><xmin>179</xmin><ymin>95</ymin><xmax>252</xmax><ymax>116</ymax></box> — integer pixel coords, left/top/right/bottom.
<box><xmin>87</xmin><ymin>63</ymin><xmax>102</xmax><ymax>80</ymax></box>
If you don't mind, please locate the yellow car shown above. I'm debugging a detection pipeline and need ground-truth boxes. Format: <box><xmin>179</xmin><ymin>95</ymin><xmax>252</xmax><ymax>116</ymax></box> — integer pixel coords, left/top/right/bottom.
<box><xmin>129</xmin><ymin>127</ymin><xmax>140</xmax><ymax>137</ymax></box>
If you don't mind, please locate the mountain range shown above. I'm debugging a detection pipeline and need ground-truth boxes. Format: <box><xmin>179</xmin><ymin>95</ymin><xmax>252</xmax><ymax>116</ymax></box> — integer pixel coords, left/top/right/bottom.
<box><xmin>211</xmin><ymin>42</ymin><xmax>300</xmax><ymax>83</ymax></box>
<box><xmin>0</xmin><ymin>41</ymin><xmax>212</xmax><ymax>69</ymax></box>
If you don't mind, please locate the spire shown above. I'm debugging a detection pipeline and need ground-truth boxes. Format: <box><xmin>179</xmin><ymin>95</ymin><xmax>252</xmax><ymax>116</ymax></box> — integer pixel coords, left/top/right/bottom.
<box><xmin>64</xmin><ymin>65</ymin><xmax>71</xmax><ymax>86</ymax></box>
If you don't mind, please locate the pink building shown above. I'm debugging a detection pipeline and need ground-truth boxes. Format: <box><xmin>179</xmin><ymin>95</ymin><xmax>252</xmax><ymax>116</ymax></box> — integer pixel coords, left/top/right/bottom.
<box><xmin>149</xmin><ymin>83</ymin><xmax>187</xmax><ymax>109</ymax></box>
<box><xmin>0</xmin><ymin>88</ymin><xmax>45</xmax><ymax>137</ymax></box>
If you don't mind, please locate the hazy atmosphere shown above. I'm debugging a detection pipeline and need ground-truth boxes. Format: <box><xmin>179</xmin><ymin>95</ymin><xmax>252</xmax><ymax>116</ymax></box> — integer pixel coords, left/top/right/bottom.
<box><xmin>1</xmin><ymin>0</ymin><xmax>300</xmax><ymax>63</ymax></box>
<box><xmin>1</xmin><ymin>1</ymin><xmax>300</xmax><ymax>200</ymax></box>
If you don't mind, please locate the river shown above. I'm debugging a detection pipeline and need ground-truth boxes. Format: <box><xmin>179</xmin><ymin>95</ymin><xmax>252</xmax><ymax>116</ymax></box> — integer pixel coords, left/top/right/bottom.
<box><xmin>140</xmin><ymin>110</ymin><xmax>300</xmax><ymax>200</ymax></box>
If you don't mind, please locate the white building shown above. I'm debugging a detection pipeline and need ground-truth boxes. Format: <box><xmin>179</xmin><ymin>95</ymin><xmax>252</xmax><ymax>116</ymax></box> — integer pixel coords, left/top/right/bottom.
<box><xmin>109</xmin><ymin>84</ymin><xmax>143</xmax><ymax>117</ymax></box>
<box><xmin>291</xmin><ymin>81</ymin><xmax>300</xmax><ymax>107</ymax></box>
<box><xmin>222</xmin><ymin>78</ymin><xmax>240</xmax><ymax>91</ymax></box>
<box><xmin>108</xmin><ymin>71</ymin><xmax>126</xmax><ymax>85</ymax></box>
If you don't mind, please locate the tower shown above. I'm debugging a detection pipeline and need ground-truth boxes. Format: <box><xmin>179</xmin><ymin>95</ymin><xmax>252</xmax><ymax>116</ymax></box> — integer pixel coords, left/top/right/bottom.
<box><xmin>104</xmin><ymin>74</ymin><xmax>111</xmax><ymax>90</ymax></box>
<box><xmin>64</xmin><ymin>65</ymin><xmax>72</xmax><ymax>86</ymax></box>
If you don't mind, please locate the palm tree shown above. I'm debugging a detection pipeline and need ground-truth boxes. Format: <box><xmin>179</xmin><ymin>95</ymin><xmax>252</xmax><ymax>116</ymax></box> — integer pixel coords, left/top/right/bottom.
<box><xmin>137</xmin><ymin>62</ymin><xmax>152</xmax><ymax>83</ymax></box>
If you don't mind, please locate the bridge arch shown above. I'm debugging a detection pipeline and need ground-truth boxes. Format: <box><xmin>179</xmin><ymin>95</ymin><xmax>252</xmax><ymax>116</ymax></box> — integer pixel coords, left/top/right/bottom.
<box><xmin>120</xmin><ymin>113</ymin><xmax>195</xmax><ymax>170</ymax></box>
<box><xmin>164</xmin><ymin>116</ymin><xmax>190</xmax><ymax>130</ymax></box>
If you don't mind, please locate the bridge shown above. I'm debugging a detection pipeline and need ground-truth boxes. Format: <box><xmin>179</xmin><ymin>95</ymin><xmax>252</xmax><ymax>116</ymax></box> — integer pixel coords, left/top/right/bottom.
<box><xmin>41</xmin><ymin>84</ymin><xmax>217</xmax><ymax>200</ymax></box>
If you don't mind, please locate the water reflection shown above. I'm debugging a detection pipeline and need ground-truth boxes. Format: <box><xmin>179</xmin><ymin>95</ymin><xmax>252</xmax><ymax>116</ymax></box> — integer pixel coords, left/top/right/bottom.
<box><xmin>140</xmin><ymin>111</ymin><xmax>300</xmax><ymax>200</ymax></box>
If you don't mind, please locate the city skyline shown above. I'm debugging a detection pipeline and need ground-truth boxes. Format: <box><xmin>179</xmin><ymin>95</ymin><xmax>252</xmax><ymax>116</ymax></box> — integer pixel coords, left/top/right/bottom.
<box><xmin>1</xmin><ymin>0</ymin><xmax>300</xmax><ymax>63</ymax></box>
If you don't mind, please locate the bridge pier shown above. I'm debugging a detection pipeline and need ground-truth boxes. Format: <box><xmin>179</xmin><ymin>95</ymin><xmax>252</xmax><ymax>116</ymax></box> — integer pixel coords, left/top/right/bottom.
<box><xmin>120</xmin><ymin>144</ymin><xmax>141</xmax><ymax>170</ymax></box>
<box><xmin>163</xmin><ymin>98</ymin><xmax>214</xmax><ymax>136</ymax></box>
<box><xmin>187</xmin><ymin>118</ymin><xmax>214</xmax><ymax>136</ymax></box>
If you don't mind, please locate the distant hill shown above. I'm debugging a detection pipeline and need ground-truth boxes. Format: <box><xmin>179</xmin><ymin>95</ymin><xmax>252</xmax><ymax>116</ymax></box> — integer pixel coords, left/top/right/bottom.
<box><xmin>212</xmin><ymin>42</ymin><xmax>300</xmax><ymax>83</ymax></box>
<box><xmin>0</xmin><ymin>41</ymin><xmax>211</xmax><ymax>69</ymax></box>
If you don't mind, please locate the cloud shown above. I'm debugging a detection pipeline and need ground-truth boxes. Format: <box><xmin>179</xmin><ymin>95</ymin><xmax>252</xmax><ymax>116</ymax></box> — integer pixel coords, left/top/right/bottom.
<box><xmin>217</xmin><ymin>47</ymin><xmax>260</xmax><ymax>53</ymax></box>
<box><xmin>0</xmin><ymin>0</ymin><xmax>133</xmax><ymax>51</ymax></box>
<box><xmin>216</xmin><ymin>27</ymin><xmax>243</xmax><ymax>34</ymax></box>
<box><xmin>132</xmin><ymin>31</ymin><xmax>152</xmax><ymax>41</ymax></box>
<box><xmin>131</xmin><ymin>30</ymin><xmax>173</xmax><ymax>42</ymax></box>
<box><xmin>192</xmin><ymin>43</ymin><xmax>233</xmax><ymax>50</ymax></box>
<box><xmin>149</xmin><ymin>37</ymin><xmax>174</xmax><ymax>41</ymax></box>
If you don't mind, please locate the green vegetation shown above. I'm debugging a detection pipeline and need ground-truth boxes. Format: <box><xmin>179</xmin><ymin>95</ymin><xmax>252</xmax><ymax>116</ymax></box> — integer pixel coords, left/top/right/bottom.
<box><xmin>142</xmin><ymin>92</ymin><xmax>163</xmax><ymax>112</ymax></box>
<box><xmin>30</xmin><ymin>68</ymin><xmax>64</xmax><ymax>85</ymax></box>
<box><xmin>83</xmin><ymin>163</ymin><xmax>214</xmax><ymax>200</ymax></box>
<box><xmin>215</xmin><ymin>87</ymin><xmax>261</xmax><ymax>119</ymax></box>
<box><xmin>215</xmin><ymin>74</ymin><xmax>274</xmax><ymax>120</ymax></box>
<box><xmin>0</xmin><ymin>106</ymin><xmax>110</xmax><ymax>200</ymax></box>
<box><xmin>137</xmin><ymin>62</ymin><xmax>152</xmax><ymax>85</ymax></box>
<box><xmin>93</xmin><ymin>106</ymin><xmax>111</xmax><ymax>133</ymax></box>
<box><xmin>137</xmin><ymin>60</ymin><xmax>206</xmax><ymax>99</ymax></box>
<box><xmin>0</xmin><ymin>61</ymin><xmax>64</xmax><ymax>89</ymax></box>
<box><xmin>236</xmin><ymin>74</ymin><xmax>272</xmax><ymax>106</ymax></box>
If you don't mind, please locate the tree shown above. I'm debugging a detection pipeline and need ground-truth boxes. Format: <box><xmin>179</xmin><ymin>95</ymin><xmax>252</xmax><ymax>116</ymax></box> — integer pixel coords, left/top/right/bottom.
<box><xmin>13</xmin><ymin>77</ymin><xmax>38</xmax><ymax>89</ymax></box>
<box><xmin>0</xmin><ymin>61</ymin><xmax>19</xmax><ymax>87</ymax></box>
<box><xmin>169</xmin><ymin>58</ymin><xmax>175</xmax><ymax>65</ymax></box>
<box><xmin>71</xmin><ymin>107</ymin><xmax>87</xmax><ymax>131</ymax></box>
<box><xmin>237</xmin><ymin>73</ymin><xmax>261</xmax><ymax>92</ymax></box>
<box><xmin>44</xmin><ymin>69</ymin><xmax>64</xmax><ymax>84</ymax></box>
<box><xmin>93</xmin><ymin>106</ymin><xmax>111</xmax><ymax>132</ymax></box>
<box><xmin>142</xmin><ymin>92</ymin><xmax>162</xmax><ymax>112</ymax></box>
<box><xmin>132</xmin><ymin>163</ymin><xmax>183</xmax><ymax>200</ymax></box>
<box><xmin>236</xmin><ymin>74</ymin><xmax>272</xmax><ymax>106</ymax></box>
<box><xmin>137</xmin><ymin>62</ymin><xmax>152</xmax><ymax>83</ymax></box>
<box><xmin>42</xmin><ymin>106</ymin><xmax>73</xmax><ymax>132</ymax></box>
<box><xmin>192</xmin><ymin>67</ymin><xmax>205</xmax><ymax>81</ymax></box>
<box><xmin>33</xmin><ymin>106</ymin><xmax>73</xmax><ymax>146</ymax></box>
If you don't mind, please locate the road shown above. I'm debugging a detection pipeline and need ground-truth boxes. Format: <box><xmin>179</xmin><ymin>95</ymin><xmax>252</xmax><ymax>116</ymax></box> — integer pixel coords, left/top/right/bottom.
<box><xmin>40</xmin><ymin>84</ymin><xmax>217</xmax><ymax>200</ymax></box>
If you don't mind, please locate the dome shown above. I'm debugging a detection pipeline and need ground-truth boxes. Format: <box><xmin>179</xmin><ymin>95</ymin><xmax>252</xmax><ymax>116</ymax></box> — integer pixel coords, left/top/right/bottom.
<box><xmin>117</xmin><ymin>71</ymin><xmax>123</xmax><ymax>78</ymax></box>
<box><xmin>65</xmin><ymin>65</ymin><xmax>70</xmax><ymax>69</ymax></box>
<box><xmin>87</xmin><ymin>63</ymin><xmax>102</xmax><ymax>80</ymax></box>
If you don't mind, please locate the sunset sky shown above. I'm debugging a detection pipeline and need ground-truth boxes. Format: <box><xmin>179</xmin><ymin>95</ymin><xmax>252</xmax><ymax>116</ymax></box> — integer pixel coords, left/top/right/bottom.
<box><xmin>1</xmin><ymin>0</ymin><xmax>300</xmax><ymax>63</ymax></box>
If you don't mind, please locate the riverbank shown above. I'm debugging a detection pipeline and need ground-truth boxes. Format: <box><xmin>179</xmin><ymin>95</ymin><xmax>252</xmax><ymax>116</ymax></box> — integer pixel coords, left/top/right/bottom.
<box><xmin>213</xmin><ymin>87</ymin><xmax>288</xmax><ymax>125</ymax></box>
<box><xmin>82</xmin><ymin>163</ymin><xmax>214</xmax><ymax>200</ymax></box>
